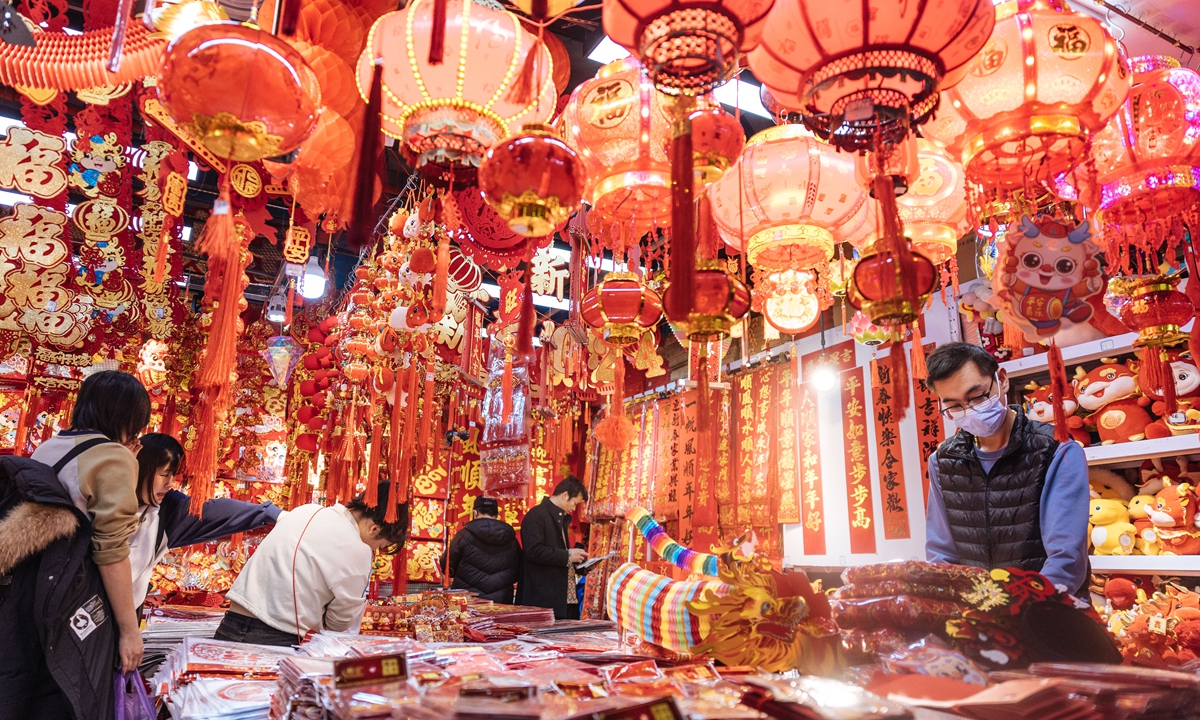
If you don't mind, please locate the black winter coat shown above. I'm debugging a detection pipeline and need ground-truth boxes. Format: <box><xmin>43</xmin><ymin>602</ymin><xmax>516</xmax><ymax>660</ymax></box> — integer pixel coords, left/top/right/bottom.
<box><xmin>516</xmin><ymin>497</ymin><xmax>577</xmax><ymax>620</ymax></box>
<box><xmin>446</xmin><ymin>518</ymin><xmax>520</xmax><ymax>603</ymax></box>
<box><xmin>0</xmin><ymin>451</ymin><xmax>117</xmax><ymax>720</ymax></box>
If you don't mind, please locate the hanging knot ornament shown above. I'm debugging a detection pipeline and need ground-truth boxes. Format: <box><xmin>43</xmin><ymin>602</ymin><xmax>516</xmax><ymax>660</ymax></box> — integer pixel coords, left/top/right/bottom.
<box><xmin>580</xmin><ymin>271</ymin><xmax>664</xmax><ymax>347</ymax></box>
<box><xmin>158</xmin><ymin>22</ymin><xmax>320</xmax><ymax>162</ymax></box>
<box><xmin>477</xmin><ymin>123</ymin><xmax>585</xmax><ymax>237</ymax></box>
<box><xmin>1113</xmin><ymin>273</ymin><xmax>1195</xmax><ymax>419</ymax></box>
<box><xmin>601</xmin><ymin>0</ymin><xmax>773</xmax><ymax>96</ymax></box>
<box><xmin>356</xmin><ymin>0</ymin><xmax>556</xmax><ymax>182</ymax></box>
<box><xmin>749</xmin><ymin>0</ymin><xmax>995</xmax><ymax>152</ymax></box>
<box><xmin>924</xmin><ymin>0</ymin><xmax>1130</xmax><ymax>188</ymax></box>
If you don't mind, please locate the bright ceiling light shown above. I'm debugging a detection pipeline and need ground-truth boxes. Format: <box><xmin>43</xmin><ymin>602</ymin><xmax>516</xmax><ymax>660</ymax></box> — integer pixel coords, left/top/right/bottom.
<box><xmin>298</xmin><ymin>256</ymin><xmax>327</xmax><ymax>299</ymax></box>
<box><xmin>810</xmin><ymin>363</ymin><xmax>838</xmax><ymax>393</ymax></box>
<box><xmin>265</xmin><ymin>292</ymin><xmax>287</xmax><ymax>323</ymax></box>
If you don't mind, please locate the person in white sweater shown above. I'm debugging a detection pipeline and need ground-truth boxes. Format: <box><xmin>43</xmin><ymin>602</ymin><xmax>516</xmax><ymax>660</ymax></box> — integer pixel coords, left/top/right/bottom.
<box><xmin>216</xmin><ymin>483</ymin><xmax>408</xmax><ymax>646</ymax></box>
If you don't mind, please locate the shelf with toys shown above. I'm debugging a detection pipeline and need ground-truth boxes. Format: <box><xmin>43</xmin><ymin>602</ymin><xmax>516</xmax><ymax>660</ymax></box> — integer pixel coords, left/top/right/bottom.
<box><xmin>1001</xmin><ymin>332</ymin><xmax>1141</xmax><ymax>379</ymax></box>
<box><xmin>1085</xmin><ymin>434</ymin><xmax>1200</xmax><ymax>467</ymax></box>
<box><xmin>1089</xmin><ymin>555</ymin><xmax>1200</xmax><ymax>575</ymax></box>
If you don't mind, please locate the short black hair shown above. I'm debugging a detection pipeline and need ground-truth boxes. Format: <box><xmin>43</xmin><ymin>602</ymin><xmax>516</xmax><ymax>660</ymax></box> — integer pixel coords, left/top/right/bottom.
<box><xmin>552</xmin><ymin>476</ymin><xmax>588</xmax><ymax>503</ymax></box>
<box><xmin>137</xmin><ymin>433</ymin><xmax>184</xmax><ymax>507</ymax></box>
<box><xmin>474</xmin><ymin>496</ymin><xmax>499</xmax><ymax>517</ymax></box>
<box><xmin>924</xmin><ymin>342</ymin><xmax>1000</xmax><ymax>390</ymax></box>
<box><xmin>69</xmin><ymin>371</ymin><xmax>151</xmax><ymax>444</ymax></box>
<box><xmin>346</xmin><ymin>482</ymin><xmax>409</xmax><ymax>552</ymax></box>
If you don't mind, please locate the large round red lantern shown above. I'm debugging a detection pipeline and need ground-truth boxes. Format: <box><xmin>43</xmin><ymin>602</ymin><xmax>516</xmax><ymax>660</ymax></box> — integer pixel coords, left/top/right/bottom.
<box><xmin>478</xmin><ymin>124</ymin><xmax>585</xmax><ymax>237</ymax></box>
<box><xmin>707</xmin><ymin>125</ymin><xmax>874</xmax><ymax>272</ymax></box>
<box><xmin>689</xmin><ymin>101</ymin><xmax>744</xmax><ymax>189</ymax></box>
<box><xmin>602</xmin><ymin>0</ymin><xmax>774</xmax><ymax>96</ymax></box>
<box><xmin>581</xmin><ymin>272</ymin><xmax>664</xmax><ymax>346</ymax></box>
<box><xmin>849</xmin><ymin>245</ymin><xmax>937</xmax><ymax>326</ymax></box>
<box><xmin>159</xmin><ymin>22</ymin><xmax>320</xmax><ymax>161</ymax></box>
<box><xmin>357</xmin><ymin>0</ymin><xmax>556</xmax><ymax>179</ymax></box>
<box><xmin>924</xmin><ymin>0</ymin><xmax>1130</xmax><ymax>187</ymax></box>
<box><xmin>1115</xmin><ymin>275</ymin><xmax>1194</xmax><ymax>348</ymax></box>
<box><xmin>749</xmin><ymin>0</ymin><xmax>995</xmax><ymax>152</ymax></box>
<box><xmin>560</xmin><ymin>57</ymin><xmax>677</xmax><ymax>236</ymax></box>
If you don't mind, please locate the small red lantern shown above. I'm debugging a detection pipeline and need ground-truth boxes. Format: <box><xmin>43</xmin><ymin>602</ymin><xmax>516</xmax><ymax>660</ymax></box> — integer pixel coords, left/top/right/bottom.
<box><xmin>664</xmin><ymin>259</ymin><xmax>750</xmax><ymax>340</ymax></box>
<box><xmin>159</xmin><ymin>22</ymin><xmax>320</xmax><ymax>162</ymax></box>
<box><xmin>849</xmin><ymin>245</ymin><xmax>936</xmax><ymax>326</ymax></box>
<box><xmin>478</xmin><ymin>124</ymin><xmax>585</xmax><ymax>237</ymax></box>
<box><xmin>1116</xmin><ymin>275</ymin><xmax>1194</xmax><ymax>348</ymax></box>
<box><xmin>689</xmin><ymin>102</ymin><xmax>744</xmax><ymax>189</ymax></box>
<box><xmin>581</xmin><ymin>272</ymin><xmax>664</xmax><ymax>346</ymax></box>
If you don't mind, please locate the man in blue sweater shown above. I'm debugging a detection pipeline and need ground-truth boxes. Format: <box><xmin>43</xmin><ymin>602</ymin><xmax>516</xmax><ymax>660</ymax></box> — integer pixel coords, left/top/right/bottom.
<box><xmin>922</xmin><ymin>343</ymin><xmax>1090</xmax><ymax>596</ymax></box>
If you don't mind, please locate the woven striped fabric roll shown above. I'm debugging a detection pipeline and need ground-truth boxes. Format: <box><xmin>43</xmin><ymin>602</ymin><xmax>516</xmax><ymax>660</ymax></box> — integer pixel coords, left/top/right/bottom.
<box><xmin>605</xmin><ymin>562</ymin><xmax>730</xmax><ymax>653</ymax></box>
<box><xmin>626</xmin><ymin>506</ymin><xmax>720</xmax><ymax>577</ymax></box>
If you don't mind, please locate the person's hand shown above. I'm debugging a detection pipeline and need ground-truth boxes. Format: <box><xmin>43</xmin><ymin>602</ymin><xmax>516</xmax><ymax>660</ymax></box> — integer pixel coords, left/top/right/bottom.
<box><xmin>124</xmin><ymin>437</ymin><xmax>142</xmax><ymax>456</ymax></box>
<box><xmin>118</xmin><ymin>630</ymin><xmax>143</xmax><ymax>672</ymax></box>
<box><xmin>569</xmin><ymin>548</ymin><xmax>588</xmax><ymax>565</ymax></box>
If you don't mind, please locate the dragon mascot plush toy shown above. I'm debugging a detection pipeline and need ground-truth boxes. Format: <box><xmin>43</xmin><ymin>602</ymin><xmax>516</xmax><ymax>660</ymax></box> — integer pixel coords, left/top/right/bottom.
<box><xmin>607</xmin><ymin>508</ymin><xmax>839</xmax><ymax>672</ymax></box>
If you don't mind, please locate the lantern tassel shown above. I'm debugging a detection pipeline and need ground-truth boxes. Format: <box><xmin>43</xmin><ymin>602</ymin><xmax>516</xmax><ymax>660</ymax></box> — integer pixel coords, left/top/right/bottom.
<box><xmin>665</xmin><ymin>112</ymin><xmax>695</xmax><ymax>324</ymax></box>
<box><xmin>429</xmin><ymin>0</ymin><xmax>448</xmax><ymax>65</ymax></box>
<box><xmin>393</xmin><ymin>546</ymin><xmax>408</xmax><ymax>592</ymax></box>
<box><xmin>873</xmin><ymin>173</ymin><xmax>919</xmax><ymax>314</ymax></box>
<box><xmin>507</xmin><ymin>27</ymin><xmax>542</xmax><ymax>106</ymax></box>
<box><xmin>1161</xmin><ymin>348</ymin><xmax>1178</xmax><ymax>418</ymax></box>
<box><xmin>1047</xmin><ymin>340</ymin><xmax>1071</xmax><ymax>444</ymax></box>
<box><xmin>388</xmin><ymin>364</ymin><xmax>408</xmax><ymax>473</ymax></box>
<box><xmin>417</xmin><ymin>364</ymin><xmax>436</xmax><ymax>459</ymax></box>
<box><xmin>431</xmin><ymin>228</ymin><xmax>450</xmax><ymax>321</ymax></box>
<box><xmin>517</xmin><ymin>263</ymin><xmax>535</xmax><ymax>359</ymax></box>
<box><xmin>697</xmin><ymin>342</ymin><xmax>711</xmax><ymax>431</ymax></box>
<box><xmin>185</xmin><ymin>394</ymin><xmax>220</xmax><ymax>516</ymax></box>
<box><xmin>385</xmin><ymin>490</ymin><xmax>399</xmax><ymax>523</ymax></box>
<box><xmin>889</xmin><ymin>331</ymin><xmax>911</xmax><ymax>420</ymax></box>
<box><xmin>151</xmin><ymin>223</ymin><xmax>171</xmax><ymax>286</ymax></box>
<box><xmin>280</xmin><ymin>0</ymin><xmax>300</xmax><ymax>36</ymax></box>
<box><xmin>346</xmin><ymin>61</ymin><xmax>383</xmax><ymax>250</ymax></box>
<box><xmin>365</xmin><ymin>415</ymin><xmax>383</xmax><ymax>507</ymax></box>
<box><xmin>910</xmin><ymin>324</ymin><xmax>928</xmax><ymax>380</ymax></box>
<box><xmin>1184</xmin><ymin>239</ymin><xmax>1200</xmax><ymax>362</ymax></box>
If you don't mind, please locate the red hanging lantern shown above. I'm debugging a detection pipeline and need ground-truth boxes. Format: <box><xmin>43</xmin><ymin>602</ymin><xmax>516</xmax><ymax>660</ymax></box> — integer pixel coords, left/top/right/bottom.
<box><xmin>478</xmin><ymin>124</ymin><xmax>585</xmax><ymax>237</ymax></box>
<box><xmin>749</xmin><ymin>0</ymin><xmax>995</xmax><ymax>152</ymax></box>
<box><xmin>1116</xmin><ymin>275</ymin><xmax>1194</xmax><ymax>348</ymax></box>
<box><xmin>602</xmin><ymin>0</ymin><xmax>774</xmax><ymax>96</ymax></box>
<box><xmin>688</xmin><ymin>101</ymin><xmax>744</xmax><ymax>189</ymax></box>
<box><xmin>159</xmin><ymin>22</ymin><xmax>320</xmax><ymax>162</ymax></box>
<box><xmin>581</xmin><ymin>272</ymin><xmax>664</xmax><ymax>346</ymax></box>
<box><xmin>664</xmin><ymin>259</ymin><xmax>750</xmax><ymax>340</ymax></box>
<box><xmin>849</xmin><ymin>245</ymin><xmax>936</xmax><ymax>326</ymax></box>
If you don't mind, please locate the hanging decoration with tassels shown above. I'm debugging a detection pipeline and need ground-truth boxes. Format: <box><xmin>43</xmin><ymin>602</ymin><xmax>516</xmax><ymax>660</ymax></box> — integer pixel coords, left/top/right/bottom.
<box><xmin>1114</xmin><ymin>273</ymin><xmax>1195</xmax><ymax>427</ymax></box>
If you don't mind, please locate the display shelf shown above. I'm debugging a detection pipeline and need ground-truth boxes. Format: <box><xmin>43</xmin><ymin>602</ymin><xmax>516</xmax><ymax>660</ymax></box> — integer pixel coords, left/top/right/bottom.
<box><xmin>1084</xmin><ymin>434</ymin><xmax>1200</xmax><ymax>466</ymax></box>
<box><xmin>1000</xmin><ymin>332</ymin><xmax>1140</xmax><ymax>379</ymax></box>
<box><xmin>1089</xmin><ymin>555</ymin><xmax>1200</xmax><ymax>575</ymax></box>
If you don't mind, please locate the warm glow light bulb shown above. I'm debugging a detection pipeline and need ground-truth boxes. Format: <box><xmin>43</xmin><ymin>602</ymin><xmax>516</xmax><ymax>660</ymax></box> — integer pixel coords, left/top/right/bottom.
<box><xmin>299</xmin><ymin>256</ymin><xmax>327</xmax><ymax>299</ymax></box>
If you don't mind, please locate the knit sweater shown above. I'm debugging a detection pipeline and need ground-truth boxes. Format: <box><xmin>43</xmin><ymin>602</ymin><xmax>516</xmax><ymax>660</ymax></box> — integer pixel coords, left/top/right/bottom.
<box><xmin>30</xmin><ymin>430</ymin><xmax>139</xmax><ymax>566</ymax></box>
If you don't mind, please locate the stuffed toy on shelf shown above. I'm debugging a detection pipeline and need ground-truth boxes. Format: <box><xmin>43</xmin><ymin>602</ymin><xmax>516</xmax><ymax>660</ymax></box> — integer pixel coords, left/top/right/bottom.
<box><xmin>1148</xmin><ymin>481</ymin><xmax>1200</xmax><ymax>556</ymax></box>
<box><xmin>1089</xmin><ymin>498</ymin><xmax>1137</xmax><ymax>556</ymax></box>
<box><xmin>1141</xmin><ymin>349</ymin><xmax>1200</xmax><ymax>439</ymax></box>
<box><xmin>1024</xmin><ymin>380</ymin><xmax>1090</xmax><ymax>446</ymax></box>
<box><xmin>1089</xmin><ymin>467</ymin><xmax>1136</xmax><ymax>502</ymax></box>
<box><xmin>1127</xmin><ymin>495</ymin><xmax>1162</xmax><ymax>556</ymax></box>
<box><xmin>1073</xmin><ymin>359</ymin><xmax>1153</xmax><ymax>444</ymax></box>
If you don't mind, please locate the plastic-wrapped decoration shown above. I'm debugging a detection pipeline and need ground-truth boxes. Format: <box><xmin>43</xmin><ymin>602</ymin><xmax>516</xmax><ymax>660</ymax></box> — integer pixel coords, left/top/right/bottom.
<box><xmin>480</xmin><ymin>333</ymin><xmax>532</xmax><ymax>497</ymax></box>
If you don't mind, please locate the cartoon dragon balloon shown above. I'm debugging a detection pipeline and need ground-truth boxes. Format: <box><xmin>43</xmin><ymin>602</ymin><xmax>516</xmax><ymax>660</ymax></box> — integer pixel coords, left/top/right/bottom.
<box><xmin>607</xmin><ymin>508</ymin><xmax>838</xmax><ymax>672</ymax></box>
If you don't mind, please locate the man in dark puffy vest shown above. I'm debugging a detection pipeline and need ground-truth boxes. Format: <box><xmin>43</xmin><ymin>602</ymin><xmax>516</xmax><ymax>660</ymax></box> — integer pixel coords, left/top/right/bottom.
<box><xmin>445</xmin><ymin>497</ymin><xmax>521</xmax><ymax>603</ymax></box>
<box><xmin>923</xmin><ymin>342</ymin><xmax>1090</xmax><ymax>595</ymax></box>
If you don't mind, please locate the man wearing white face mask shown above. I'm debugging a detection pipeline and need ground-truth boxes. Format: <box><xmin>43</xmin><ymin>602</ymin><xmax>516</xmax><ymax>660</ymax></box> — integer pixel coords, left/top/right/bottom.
<box><xmin>923</xmin><ymin>343</ymin><xmax>1090</xmax><ymax>596</ymax></box>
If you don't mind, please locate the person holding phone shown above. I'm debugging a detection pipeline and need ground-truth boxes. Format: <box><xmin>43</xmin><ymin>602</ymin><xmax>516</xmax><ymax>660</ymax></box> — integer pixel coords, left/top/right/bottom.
<box><xmin>517</xmin><ymin>477</ymin><xmax>589</xmax><ymax>620</ymax></box>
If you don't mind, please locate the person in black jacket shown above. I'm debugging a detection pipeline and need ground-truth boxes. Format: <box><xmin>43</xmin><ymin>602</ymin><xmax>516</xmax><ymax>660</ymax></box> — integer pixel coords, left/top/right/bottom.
<box><xmin>444</xmin><ymin>497</ymin><xmax>520</xmax><ymax>603</ymax></box>
<box><xmin>516</xmin><ymin>477</ymin><xmax>589</xmax><ymax>620</ymax></box>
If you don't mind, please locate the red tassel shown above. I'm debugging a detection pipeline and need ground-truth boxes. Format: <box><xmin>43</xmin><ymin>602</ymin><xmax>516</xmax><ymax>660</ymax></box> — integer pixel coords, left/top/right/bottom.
<box><xmin>666</xmin><ymin>120</ymin><xmax>695</xmax><ymax>324</ymax></box>
<box><xmin>385</xmin><ymin>492</ymin><xmax>399</xmax><ymax>523</ymax></box>
<box><xmin>394</xmin><ymin>545</ymin><xmax>408</xmax><ymax>593</ymax></box>
<box><xmin>417</xmin><ymin>364</ymin><xmax>436</xmax><ymax>458</ymax></box>
<box><xmin>186</xmin><ymin>394</ymin><xmax>220</xmax><ymax>516</ymax></box>
<box><xmin>365</xmin><ymin>417</ymin><xmax>383</xmax><ymax>507</ymax></box>
<box><xmin>429</xmin><ymin>0</ymin><xmax>448</xmax><ymax>66</ymax></box>
<box><xmin>507</xmin><ymin>32</ymin><xmax>541</xmax><ymax>105</ymax></box>
<box><xmin>1002</xmin><ymin>317</ymin><xmax>1026</xmax><ymax>354</ymax></box>
<box><xmin>501</xmin><ymin>350</ymin><xmax>514</xmax><ymax>418</ymax></box>
<box><xmin>1139</xmin><ymin>345</ymin><xmax>1177</xmax><ymax>417</ymax></box>
<box><xmin>888</xmin><ymin>333</ymin><xmax>911</xmax><ymax>420</ymax></box>
<box><xmin>286</xmin><ymin>285</ymin><xmax>295</xmax><ymax>327</ymax></box>
<box><xmin>873</xmin><ymin>173</ymin><xmax>919</xmax><ymax>312</ymax></box>
<box><xmin>910</xmin><ymin>325</ymin><xmax>928</xmax><ymax>380</ymax></box>
<box><xmin>388</xmin><ymin>367</ymin><xmax>408</xmax><ymax>473</ymax></box>
<box><xmin>431</xmin><ymin>228</ymin><xmax>450</xmax><ymax>321</ymax></box>
<box><xmin>151</xmin><ymin>223</ymin><xmax>171</xmax><ymax>285</ymax></box>
<box><xmin>1161</xmin><ymin>348</ymin><xmax>1179</xmax><ymax>418</ymax></box>
<box><xmin>106</xmin><ymin>0</ymin><xmax>134</xmax><ymax>72</ymax></box>
<box><xmin>697</xmin><ymin>342</ymin><xmax>710</xmax><ymax>431</ymax></box>
<box><xmin>346</xmin><ymin>61</ymin><xmax>383</xmax><ymax>250</ymax></box>
<box><xmin>280</xmin><ymin>0</ymin><xmax>300</xmax><ymax>36</ymax></box>
<box><xmin>1183</xmin><ymin>241</ymin><xmax>1200</xmax><ymax>363</ymax></box>
<box><xmin>1047</xmin><ymin>341</ymin><xmax>1071</xmax><ymax>443</ymax></box>
<box><xmin>517</xmin><ymin>264</ymin><xmax>535</xmax><ymax>359</ymax></box>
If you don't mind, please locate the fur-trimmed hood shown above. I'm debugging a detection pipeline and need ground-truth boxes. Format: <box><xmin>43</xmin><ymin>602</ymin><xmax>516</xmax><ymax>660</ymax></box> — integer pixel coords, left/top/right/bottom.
<box><xmin>0</xmin><ymin>501</ymin><xmax>79</xmax><ymax>575</ymax></box>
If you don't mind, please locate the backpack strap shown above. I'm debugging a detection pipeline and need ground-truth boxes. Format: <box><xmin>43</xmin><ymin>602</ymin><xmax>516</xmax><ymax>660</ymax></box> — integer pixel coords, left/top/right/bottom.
<box><xmin>52</xmin><ymin>437</ymin><xmax>116</xmax><ymax>474</ymax></box>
